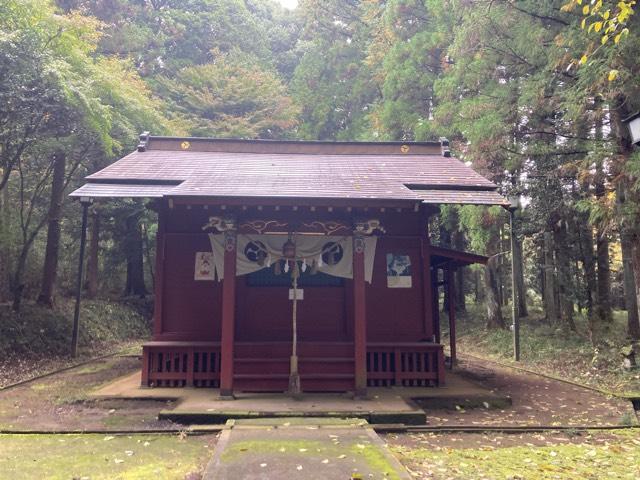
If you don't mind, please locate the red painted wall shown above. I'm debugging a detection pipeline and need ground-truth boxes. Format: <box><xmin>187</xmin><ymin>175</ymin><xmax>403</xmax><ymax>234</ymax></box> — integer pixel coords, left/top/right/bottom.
<box><xmin>366</xmin><ymin>236</ymin><xmax>431</xmax><ymax>341</ymax></box>
<box><xmin>159</xmin><ymin>233</ymin><xmax>222</xmax><ymax>340</ymax></box>
<box><xmin>157</xmin><ymin>205</ymin><xmax>431</xmax><ymax>344</ymax></box>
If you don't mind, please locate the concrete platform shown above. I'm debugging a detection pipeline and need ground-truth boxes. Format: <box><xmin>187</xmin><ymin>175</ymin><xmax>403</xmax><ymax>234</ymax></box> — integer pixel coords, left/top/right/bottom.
<box><xmin>92</xmin><ymin>370</ymin><xmax>510</xmax><ymax>425</ymax></box>
<box><xmin>202</xmin><ymin>418</ymin><xmax>411</xmax><ymax>479</ymax></box>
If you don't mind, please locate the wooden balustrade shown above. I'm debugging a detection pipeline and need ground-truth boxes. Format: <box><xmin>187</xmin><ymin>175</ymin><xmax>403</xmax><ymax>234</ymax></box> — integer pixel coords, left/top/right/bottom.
<box><xmin>142</xmin><ymin>341</ymin><xmax>221</xmax><ymax>387</ymax></box>
<box><xmin>141</xmin><ymin>341</ymin><xmax>444</xmax><ymax>389</ymax></box>
<box><xmin>367</xmin><ymin>343</ymin><xmax>445</xmax><ymax>387</ymax></box>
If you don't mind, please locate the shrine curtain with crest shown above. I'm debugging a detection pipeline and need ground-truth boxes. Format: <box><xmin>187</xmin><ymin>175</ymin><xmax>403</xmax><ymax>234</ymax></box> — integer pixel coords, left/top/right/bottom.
<box><xmin>208</xmin><ymin>234</ymin><xmax>377</xmax><ymax>283</ymax></box>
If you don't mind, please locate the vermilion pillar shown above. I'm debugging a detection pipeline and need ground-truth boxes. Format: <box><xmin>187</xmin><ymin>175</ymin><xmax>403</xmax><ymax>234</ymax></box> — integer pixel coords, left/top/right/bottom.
<box><xmin>353</xmin><ymin>234</ymin><xmax>367</xmax><ymax>397</ymax></box>
<box><xmin>219</xmin><ymin>230</ymin><xmax>237</xmax><ymax>398</ymax></box>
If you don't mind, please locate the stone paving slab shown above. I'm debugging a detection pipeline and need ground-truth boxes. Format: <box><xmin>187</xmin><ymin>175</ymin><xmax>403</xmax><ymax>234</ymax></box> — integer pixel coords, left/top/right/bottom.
<box><xmin>203</xmin><ymin>419</ymin><xmax>411</xmax><ymax>480</ymax></box>
<box><xmin>92</xmin><ymin>370</ymin><xmax>511</xmax><ymax>425</ymax></box>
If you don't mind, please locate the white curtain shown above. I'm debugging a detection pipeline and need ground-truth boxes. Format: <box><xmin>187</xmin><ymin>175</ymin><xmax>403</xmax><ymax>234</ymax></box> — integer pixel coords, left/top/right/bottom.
<box><xmin>208</xmin><ymin>234</ymin><xmax>377</xmax><ymax>283</ymax></box>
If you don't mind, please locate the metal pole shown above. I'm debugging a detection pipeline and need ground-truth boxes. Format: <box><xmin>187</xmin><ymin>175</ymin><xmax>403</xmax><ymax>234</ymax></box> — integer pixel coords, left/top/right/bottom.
<box><xmin>71</xmin><ymin>200</ymin><xmax>89</xmax><ymax>358</ymax></box>
<box><xmin>510</xmin><ymin>207</ymin><xmax>520</xmax><ymax>361</ymax></box>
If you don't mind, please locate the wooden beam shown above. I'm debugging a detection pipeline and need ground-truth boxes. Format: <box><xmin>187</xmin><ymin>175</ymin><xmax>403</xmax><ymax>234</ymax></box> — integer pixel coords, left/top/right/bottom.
<box><xmin>169</xmin><ymin>196</ymin><xmax>414</xmax><ymax>209</ymax></box>
<box><xmin>353</xmin><ymin>235</ymin><xmax>367</xmax><ymax>397</ymax></box>
<box><xmin>219</xmin><ymin>232</ymin><xmax>237</xmax><ymax>398</ymax></box>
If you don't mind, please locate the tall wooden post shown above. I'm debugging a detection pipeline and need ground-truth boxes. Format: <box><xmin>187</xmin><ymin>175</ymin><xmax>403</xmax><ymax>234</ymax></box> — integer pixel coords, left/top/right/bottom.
<box><xmin>353</xmin><ymin>234</ymin><xmax>367</xmax><ymax>397</ymax></box>
<box><xmin>71</xmin><ymin>199</ymin><xmax>90</xmax><ymax>358</ymax></box>
<box><xmin>446</xmin><ymin>262</ymin><xmax>457</xmax><ymax>368</ymax></box>
<box><xmin>219</xmin><ymin>230</ymin><xmax>237</xmax><ymax>398</ymax></box>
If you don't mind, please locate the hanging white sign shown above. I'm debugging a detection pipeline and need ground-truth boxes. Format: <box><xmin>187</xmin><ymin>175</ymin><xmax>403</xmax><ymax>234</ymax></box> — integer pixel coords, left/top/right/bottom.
<box><xmin>194</xmin><ymin>252</ymin><xmax>215</xmax><ymax>281</ymax></box>
<box><xmin>288</xmin><ymin>288</ymin><xmax>304</xmax><ymax>300</ymax></box>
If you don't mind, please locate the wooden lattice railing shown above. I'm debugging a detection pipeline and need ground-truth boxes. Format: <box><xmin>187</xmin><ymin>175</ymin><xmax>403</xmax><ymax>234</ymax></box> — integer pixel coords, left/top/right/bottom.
<box><xmin>142</xmin><ymin>341</ymin><xmax>221</xmax><ymax>387</ymax></box>
<box><xmin>366</xmin><ymin>343</ymin><xmax>445</xmax><ymax>387</ymax></box>
<box><xmin>141</xmin><ymin>341</ymin><xmax>444</xmax><ymax>388</ymax></box>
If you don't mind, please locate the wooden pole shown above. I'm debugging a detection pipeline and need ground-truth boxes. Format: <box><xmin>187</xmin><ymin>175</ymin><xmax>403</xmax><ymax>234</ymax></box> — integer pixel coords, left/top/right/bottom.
<box><xmin>353</xmin><ymin>235</ymin><xmax>367</xmax><ymax>397</ymax></box>
<box><xmin>71</xmin><ymin>200</ymin><xmax>89</xmax><ymax>358</ymax></box>
<box><xmin>288</xmin><ymin>262</ymin><xmax>301</xmax><ymax>396</ymax></box>
<box><xmin>447</xmin><ymin>262</ymin><xmax>456</xmax><ymax>368</ymax></box>
<box><xmin>219</xmin><ymin>231</ymin><xmax>237</xmax><ymax>398</ymax></box>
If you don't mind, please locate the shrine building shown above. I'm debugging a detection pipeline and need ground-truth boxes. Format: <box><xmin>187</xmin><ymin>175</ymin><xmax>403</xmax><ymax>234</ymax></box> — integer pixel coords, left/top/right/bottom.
<box><xmin>70</xmin><ymin>134</ymin><xmax>507</xmax><ymax>397</ymax></box>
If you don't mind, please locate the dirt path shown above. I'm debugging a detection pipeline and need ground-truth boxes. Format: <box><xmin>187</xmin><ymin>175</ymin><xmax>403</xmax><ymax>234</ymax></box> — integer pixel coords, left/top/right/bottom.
<box><xmin>420</xmin><ymin>356</ymin><xmax>637</xmax><ymax>428</ymax></box>
<box><xmin>0</xmin><ymin>356</ymin><xmax>178</xmax><ymax>431</ymax></box>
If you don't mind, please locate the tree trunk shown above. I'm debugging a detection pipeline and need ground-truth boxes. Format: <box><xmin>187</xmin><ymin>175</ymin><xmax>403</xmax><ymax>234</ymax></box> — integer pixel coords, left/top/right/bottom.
<box><xmin>621</xmin><ymin>231</ymin><xmax>640</xmax><ymax>340</ymax></box>
<box><xmin>543</xmin><ymin>231</ymin><xmax>558</xmax><ymax>323</ymax></box>
<box><xmin>484</xmin><ymin>256</ymin><xmax>505</xmax><ymax>329</ymax></box>
<box><xmin>554</xmin><ymin>222</ymin><xmax>576</xmax><ymax>331</ymax></box>
<box><xmin>512</xmin><ymin>228</ymin><xmax>527</xmax><ymax>318</ymax></box>
<box><xmin>594</xmin><ymin>107</ymin><xmax>612</xmax><ymax>327</ymax></box>
<box><xmin>440</xmin><ymin>223</ymin><xmax>451</xmax><ymax>313</ymax></box>
<box><xmin>37</xmin><ymin>150</ymin><xmax>66</xmax><ymax>307</ymax></box>
<box><xmin>455</xmin><ymin>267</ymin><xmax>466</xmax><ymax>312</ymax></box>
<box><xmin>595</xmin><ymin>223</ymin><xmax>612</xmax><ymax>327</ymax></box>
<box><xmin>610</xmin><ymin>94</ymin><xmax>640</xmax><ymax>342</ymax></box>
<box><xmin>85</xmin><ymin>207</ymin><xmax>100</xmax><ymax>299</ymax></box>
<box><xmin>453</xmin><ymin>231</ymin><xmax>466</xmax><ymax>312</ymax></box>
<box><xmin>124</xmin><ymin>212</ymin><xmax>147</xmax><ymax>297</ymax></box>
<box><xmin>11</xmin><ymin>248</ymin><xmax>29</xmax><ymax>312</ymax></box>
<box><xmin>0</xmin><ymin>186</ymin><xmax>10</xmax><ymax>302</ymax></box>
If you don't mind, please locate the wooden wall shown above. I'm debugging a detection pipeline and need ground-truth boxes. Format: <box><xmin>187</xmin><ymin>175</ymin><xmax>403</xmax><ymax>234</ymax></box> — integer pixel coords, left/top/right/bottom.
<box><xmin>154</xmin><ymin>204</ymin><xmax>431</xmax><ymax>343</ymax></box>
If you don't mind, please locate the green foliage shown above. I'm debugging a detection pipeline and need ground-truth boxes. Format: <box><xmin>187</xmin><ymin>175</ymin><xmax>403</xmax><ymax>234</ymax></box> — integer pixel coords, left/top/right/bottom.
<box><xmin>290</xmin><ymin>0</ymin><xmax>379</xmax><ymax>140</ymax></box>
<box><xmin>156</xmin><ymin>52</ymin><xmax>299</xmax><ymax>138</ymax></box>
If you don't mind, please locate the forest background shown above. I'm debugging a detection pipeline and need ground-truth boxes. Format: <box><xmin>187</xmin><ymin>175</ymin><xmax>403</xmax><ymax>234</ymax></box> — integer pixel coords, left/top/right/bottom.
<box><xmin>1</xmin><ymin>0</ymin><xmax>639</xmax><ymax>391</ymax></box>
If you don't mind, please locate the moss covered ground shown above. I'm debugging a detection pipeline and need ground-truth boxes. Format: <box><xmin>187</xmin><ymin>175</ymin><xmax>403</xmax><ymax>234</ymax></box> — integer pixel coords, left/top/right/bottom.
<box><xmin>0</xmin><ymin>433</ymin><xmax>216</xmax><ymax>480</ymax></box>
<box><xmin>389</xmin><ymin>429</ymin><xmax>640</xmax><ymax>479</ymax></box>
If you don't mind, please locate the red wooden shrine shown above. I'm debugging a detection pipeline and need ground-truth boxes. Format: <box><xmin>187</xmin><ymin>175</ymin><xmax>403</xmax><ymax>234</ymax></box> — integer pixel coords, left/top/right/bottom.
<box><xmin>71</xmin><ymin>134</ymin><xmax>507</xmax><ymax>396</ymax></box>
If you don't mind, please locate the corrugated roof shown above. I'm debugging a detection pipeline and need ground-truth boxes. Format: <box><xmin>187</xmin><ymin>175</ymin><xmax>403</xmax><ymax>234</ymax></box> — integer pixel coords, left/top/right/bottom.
<box><xmin>69</xmin><ymin>136</ymin><xmax>507</xmax><ymax>206</ymax></box>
